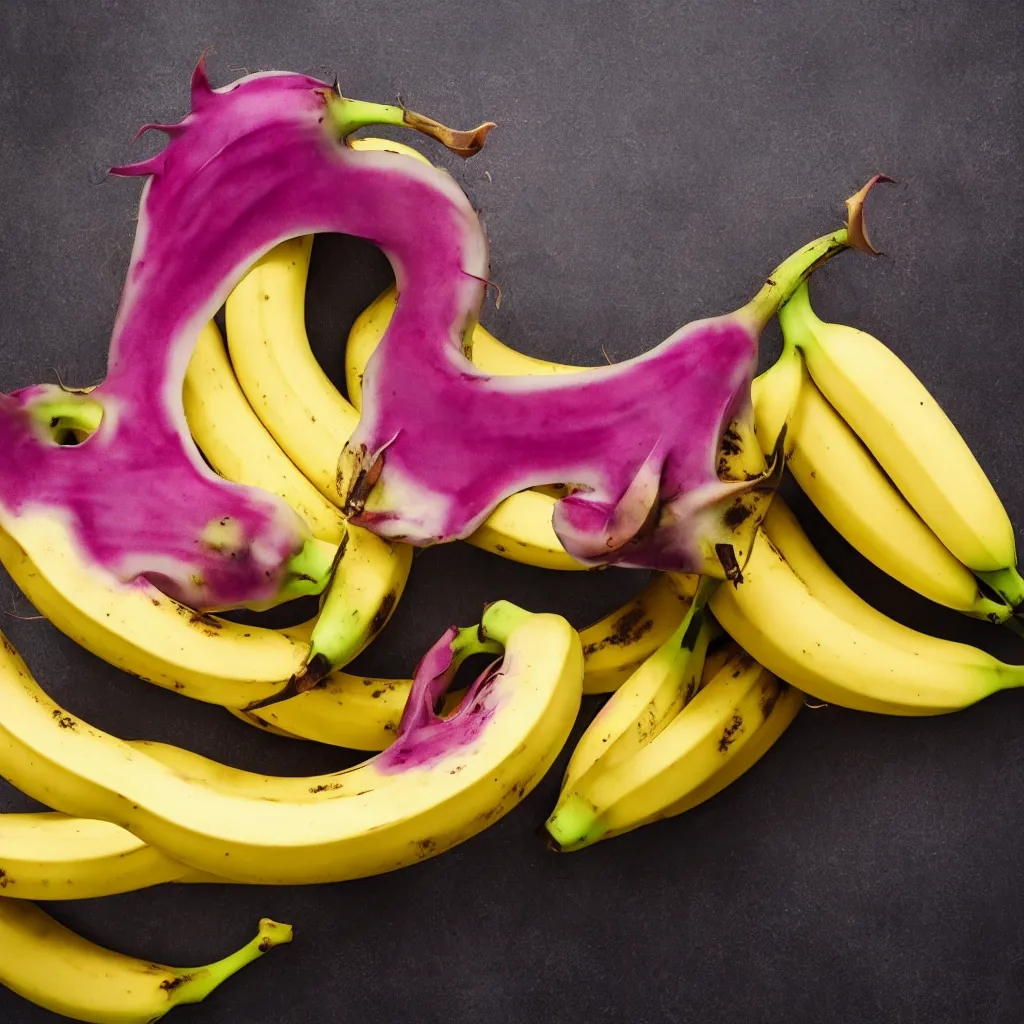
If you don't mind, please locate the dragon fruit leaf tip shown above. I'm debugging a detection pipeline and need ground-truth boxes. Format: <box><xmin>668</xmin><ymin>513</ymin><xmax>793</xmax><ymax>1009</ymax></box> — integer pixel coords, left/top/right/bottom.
<box><xmin>341</xmin><ymin>176</ymin><xmax>889</xmax><ymax>575</ymax></box>
<box><xmin>0</xmin><ymin>57</ymin><xmax>496</xmax><ymax>612</ymax></box>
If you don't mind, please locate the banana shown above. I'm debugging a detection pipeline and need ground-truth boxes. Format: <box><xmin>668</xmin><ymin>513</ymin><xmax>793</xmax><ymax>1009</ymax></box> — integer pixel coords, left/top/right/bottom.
<box><xmin>709</xmin><ymin>498</ymin><xmax>1024</xmax><ymax>714</ymax></box>
<box><xmin>753</xmin><ymin>342</ymin><xmax>1010</xmax><ymax>622</ymax></box>
<box><xmin>781</xmin><ymin>280</ymin><xmax>1024</xmax><ymax>610</ymax></box>
<box><xmin>545</xmin><ymin>646</ymin><xmax>800</xmax><ymax>850</ymax></box>
<box><xmin>0</xmin><ymin>812</ymin><xmax>216</xmax><ymax>900</ymax></box>
<box><xmin>645</xmin><ymin>643</ymin><xmax>803</xmax><ymax>824</ymax></box>
<box><xmin>183</xmin><ymin>318</ymin><xmax>347</xmax><ymax>544</ymax></box>
<box><xmin>550</xmin><ymin>579</ymin><xmax>716</xmax><ymax>825</ymax></box>
<box><xmin>0</xmin><ymin>901</ymin><xmax>290</xmax><ymax>1023</ymax></box>
<box><xmin>0</xmin><ymin>519</ymin><xmax>310</xmax><ymax>707</ymax></box>
<box><xmin>0</xmin><ymin>602</ymin><xmax>582</xmax><ymax>884</ymax></box>
<box><xmin>233</xmin><ymin>572</ymin><xmax>695</xmax><ymax>747</ymax></box>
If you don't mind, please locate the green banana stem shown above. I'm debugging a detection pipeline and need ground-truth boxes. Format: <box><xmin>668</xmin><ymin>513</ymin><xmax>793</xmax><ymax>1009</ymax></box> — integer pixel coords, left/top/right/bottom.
<box><xmin>451</xmin><ymin>624</ymin><xmax>504</xmax><ymax>663</ymax></box>
<box><xmin>546</xmin><ymin>794</ymin><xmax>597</xmax><ymax>850</ymax></box>
<box><xmin>741</xmin><ymin>228</ymin><xmax>850</xmax><ymax>332</ymax></box>
<box><xmin>977</xmin><ymin>566</ymin><xmax>1024</xmax><ymax>615</ymax></box>
<box><xmin>742</xmin><ymin>175</ymin><xmax>892</xmax><ymax>332</ymax></box>
<box><xmin>480</xmin><ymin>600</ymin><xmax>533</xmax><ymax>645</ymax></box>
<box><xmin>326</xmin><ymin>93</ymin><xmax>495</xmax><ymax>157</ymax></box>
<box><xmin>165</xmin><ymin>919</ymin><xmax>293</xmax><ymax>1011</ymax></box>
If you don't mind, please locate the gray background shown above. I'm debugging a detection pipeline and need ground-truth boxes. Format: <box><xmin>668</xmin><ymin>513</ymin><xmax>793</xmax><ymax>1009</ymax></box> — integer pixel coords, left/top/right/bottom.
<box><xmin>2</xmin><ymin>1</ymin><xmax>1024</xmax><ymax>1021</ymax></box>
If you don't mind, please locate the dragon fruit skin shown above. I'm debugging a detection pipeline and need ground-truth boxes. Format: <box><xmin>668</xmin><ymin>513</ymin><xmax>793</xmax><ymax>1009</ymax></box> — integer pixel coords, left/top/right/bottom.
<box><xmin>0</xmin><ymin>59</ymin><xmax>489</xmax><ymax>608</ymax></box>
<box><xmin>339</xmin><ymin>175</ymin><xmax>886</xmax><ymax>576</ymax></box>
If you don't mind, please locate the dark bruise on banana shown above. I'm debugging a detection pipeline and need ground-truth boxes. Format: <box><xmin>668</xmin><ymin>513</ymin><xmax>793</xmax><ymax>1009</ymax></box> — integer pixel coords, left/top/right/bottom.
<box><xmin>710</xmin><ymin>419</ymin><xmax>787</xmax><ymax>583</ymax></box>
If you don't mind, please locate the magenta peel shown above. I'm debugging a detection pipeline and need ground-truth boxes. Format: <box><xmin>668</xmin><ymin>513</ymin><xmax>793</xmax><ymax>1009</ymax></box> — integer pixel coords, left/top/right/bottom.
<box><xmin>340</xmin><ymin>182</ymin><xmax>887</xmax><ymax>576</ymax></box>
<box><xmin>376</xmin><ymin>622</ymin><xmax>506</xmax><ymax>774</ymax></box>
<box><xmin>0</xmin><ymin>58</ymin><xmax>492</xmax><ymax>609</ymax></box>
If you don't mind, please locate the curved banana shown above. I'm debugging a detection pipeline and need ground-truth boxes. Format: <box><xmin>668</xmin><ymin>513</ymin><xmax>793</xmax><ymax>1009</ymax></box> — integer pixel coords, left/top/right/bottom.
<box><xmin>753</xmin><ymin>342</ymin><xmax>1009</xmax><ymax>622</ymax></box>
<box><xmin>709</xmin><ymin>498</ymin><xmax>1024</xmax><ymax>714</ymax></box>
<box><xmin>0</xmin><ymin>812</ymin><xmax>200</xmax><ymax>900</ymax></box>
<box><xmin>0</xmin><ymin>901</ymin><xmax>290</xmax><ymax>1024</ymax></box>
<box><xmin>644</xmin><ymin>642</ymin><xmax>803</xmax><ymax>824</ymax></box>
<box><xmin>0</xmin><ymin>603</ymin><xmax>582</xmax><ymax>884</ymax></box>
<box><xmin>551</xmin><ymin>580</ymin><xmax>716</xmax><ymax>823</ymax></box>
<box><xmin>546</xmin><ymin>646</ymin><xmax>800</xmax><ymax>850</ymax></box>
<box><xmin>0</xmin><ymin>519</ymin><xmax>310</xmax><ymax>707</ymax></box>
<box><xmin>183</xmin><ymin>318</ymin><xmax>347</xmax><ymax>544</ymax></box>
<box><xmin>782</xmin><ymin>280</ymin><xmax>1024</xmax><ymax>609</ymax></box>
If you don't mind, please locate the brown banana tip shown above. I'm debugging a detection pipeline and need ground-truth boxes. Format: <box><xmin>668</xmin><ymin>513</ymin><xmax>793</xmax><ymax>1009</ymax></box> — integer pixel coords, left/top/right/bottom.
<box><xmin>845</xmin><ymin>174</ymin><xmax>897</xmax><ymax>255</ymax></box>
<box><xmin>402</xmin><ymin>109</ymin><xmax>496</xmax><ymax>158</ymax></box>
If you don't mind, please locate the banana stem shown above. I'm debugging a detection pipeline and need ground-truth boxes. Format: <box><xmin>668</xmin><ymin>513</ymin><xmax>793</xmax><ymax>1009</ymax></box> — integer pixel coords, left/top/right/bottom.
<box><xmin>741</xmin><ymin>175</ymin><xmax>892</xmax><ymax>331</ymax></box>
<box><xmin>741</xmin><ymin>229</ymin><xmax>850</xmax><ymax>331</ymax></box>
<box><xmin>169</xmin><ymin>919</ymin><xmax>293</xmax><ymax>1009</ymax></box>
<box><xmin>480</xmin><ymin>600</ymin><xmax>533</xmax><ymax>645</ymax></box>
<box><xmin>977</xmin><ymin>566</ymin><xmax>1024</xmax><ymax>613</ymax></box>
<box><xmin>668</xmin><ymin>576</ymin><xmax>719</xmax><ymax>652</ymax></box>
<box><xmin>326</xmin><ymin>94</ymin><xmax>495</xmax><ymax>157</ymax></box>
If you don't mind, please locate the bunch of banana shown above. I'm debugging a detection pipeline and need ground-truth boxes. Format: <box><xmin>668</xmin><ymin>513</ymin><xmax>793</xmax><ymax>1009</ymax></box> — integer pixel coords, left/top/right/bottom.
<box><xmin>0</xmin><ymin>901</ymin><xmax>291</xmax><ymax>1023</ymax></box>
<box><xmin>753</xmin><ymin>280</ymin><xmax>1024</xmax><ymax>623</ymax></box>
<box><xmin>711</xmin><ymin>497</ymin><xmax>1024</xmax><ymax>714</ymax></box>
<box><xmin>543</xmin><ymin>576</ymin><xmax>804</xmax><ymax>851</ymax></box>
<box><xmin>175</xmin><ymin>271</ymin><xmax>699</xmax><ymax>742</ymax></box>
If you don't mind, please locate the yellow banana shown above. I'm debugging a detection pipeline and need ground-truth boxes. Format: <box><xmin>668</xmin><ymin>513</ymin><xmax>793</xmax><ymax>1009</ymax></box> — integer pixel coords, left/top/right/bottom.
<box><xmin>550</xmin><ymin>580</ymin><xmax>716</xmax><ymax>822</ymax></box>
<box><xmin>709</xmin><ymin>498</ymin><xmax>1024</xmax><ymax>714</ymax></box>
<box><xmin>546</xmin><ymin>646</ymin><xmax>799</xmax><ymax>850</ymax></box>
<box><xmin>782</xmin><ymin>280</ymin><xmax>1024</xmax><ymax>609</ymax></box>
<box><xmin>183</xmin><ymin>318</ymin><xmax>347</xmax><ymax>544</ymax></box>
<box><xmin>753</xmin><ymin>342</ymin><xmax>1009</xmax><ymax>621</ymax></box>
<box><xmin>0</xmin><ymin>519</ymin><xmax>309</xmax><ymax>707</ymax></box>
<box><xmin>234</xmin><ymin>572</ymin><xmax>696</xmax><ymax>747</ymax></box>
<box><xmin>0</xmin><ymin>603</ymin><xmax>582</xmax><ymax>884</ymax></box>
<box><xmin>0</xmin><ymin>901</ymin><xmax>290</xmax><ymax>1024</ymax></box>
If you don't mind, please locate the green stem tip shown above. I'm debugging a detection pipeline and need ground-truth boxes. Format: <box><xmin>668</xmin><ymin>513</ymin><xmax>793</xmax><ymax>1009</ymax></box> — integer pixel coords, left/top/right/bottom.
<box><xmin>452</xmin><ymin>624</ymin><xmax>504</xmax><ymax>662</ymax></box>
<box><xmin>480</xmin><ymin>600</ymin><xmax>533</xmax><ymax>645</ymax></box>
<box><xmin>169</xmin><ymin>918</ymin><xmax>293</xmax><ymax>1010</ymax></box>
<box><xmin>977</xmin><ymin>566</ymin><xmax>1024</xmax><ymax>614</ymax></box>
<box><xmin>545</xmin><ymin>794</ymin><xmax>601</xmax><ymax>851</ymax></box>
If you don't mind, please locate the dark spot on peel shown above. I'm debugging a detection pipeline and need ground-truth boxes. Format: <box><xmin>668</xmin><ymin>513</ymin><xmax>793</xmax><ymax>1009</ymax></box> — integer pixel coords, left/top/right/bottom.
<box><xmin>259</xmin><ymin>938</ymin><xmax>272</xmax><ymax>952</ymax></box>
<box><xmin>369</xmin><ymin>590</ymin><xmax>397</xmax><ymax>637</ymax></box>
<box><xmin>723</xmin><ymin>500</ymin><xmax>752</xmax><ymax>530</ymax></box>
<box><xmin>161</xmin><ymin>974</ymin><xmax>192</xmax><ymax>992</ymax></box>
<box><xmin>718</xmin><ymin>714</ymin><xmax>743</xmax><ymax>752</ymax></box>
<box><xmin>583</xmin><ymin>606</ymin><xmax>654</xmax><ymax>658</ymax></box>
<box><xmin>760</xmin><ymin>680</ymin><xmax>789</xmax><ymax>720</ymax></box>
